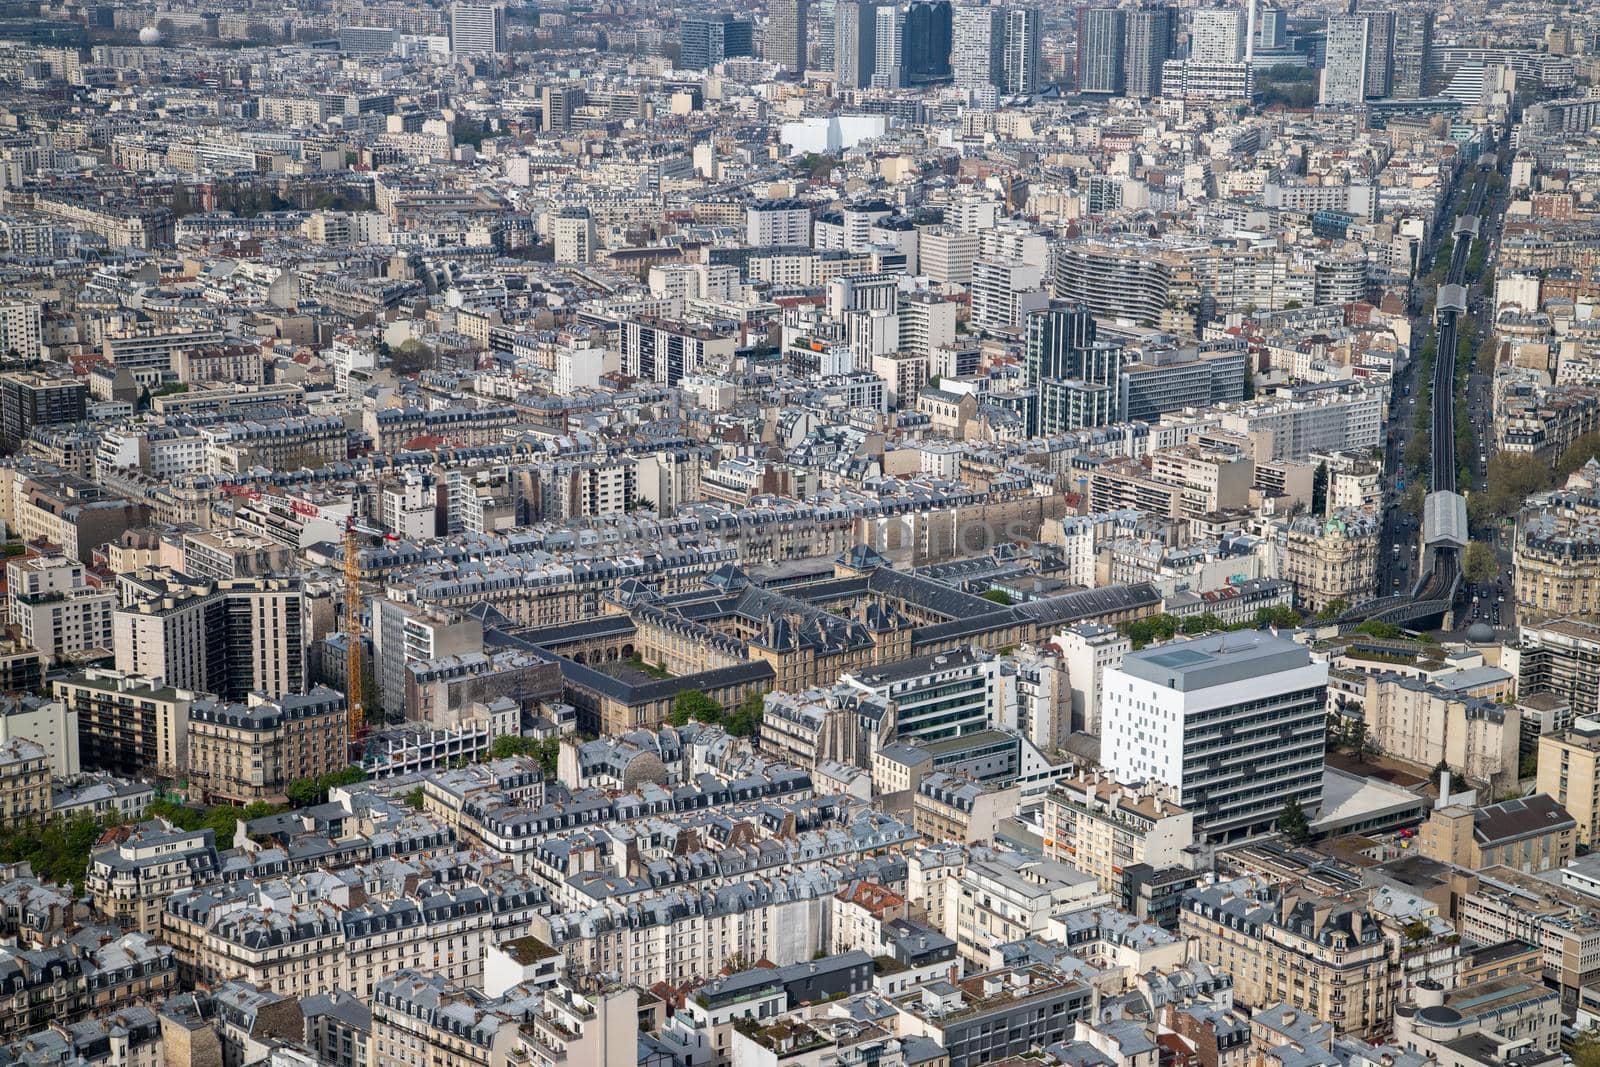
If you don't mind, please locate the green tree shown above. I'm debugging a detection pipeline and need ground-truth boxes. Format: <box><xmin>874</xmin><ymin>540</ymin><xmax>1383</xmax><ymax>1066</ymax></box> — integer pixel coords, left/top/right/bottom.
<box><xmin>1355</xmin><ymin>620</ymin><xmax>1403</xmax><ymax>640</ymax></box>
<box><xmin>725</xmin><ymin>690</ymin><xmax>766</xmax><ymax>737</ymax></box>
<box><xmin>390</xmin><ymin>339</ymin><xmax>436</xmax><ymax>375</ymax></box>
<box><xmin>1278</xmin><ymin>797</ymin><xmax>1311</xmax><ymax>844</ymax></box>
<box><xmin>1463</xmin><ymin>541</ymin><xmax>1498</xmax><ymax>585</ymax></box>
<box><xmin>1403</xmin><ymin>432</ymin><xmax>1430</xmax><ymax>473</ymax></box>
<box><xmin>979</xmin><ymin>589</ymin><xmax>1014</xmax><ymax>606</ymax></box>
<box><xmin>1311</xmin><ymin>461</ymin><xmax>1329</xmax><ymax>516</ymax></box>
<box><xmin>1348</xmin><ymin>719</ymin><xmax>1369</xmax><ymax>759</ymax></box>
<box><xmin>669</xmin><ymin>690</ymin><xmax>723</xmax><ymax>728</ymax></box>
<box><xmin>1571</xmin><ymin>1028</ymin><xmax>1600</xmax><ymax>1067</ymax></box>
<box><xmin>1316</xmin><ymin>598</ymin><xmax>1350</xmax><ymax>621</ymax></box>
<box><xmin>489</xmin><ymin>735</ymin><xmax>539</xmax><ymax>759</ymax></box>
<box><xmin>404</xmin><ymin>787</ymin><xmax>425</xmax><ymax>811</ymax></box>
<box><xmin>1401</xmin><ymin>482</ymin><xmax>1426</xmax><ymax>518</ymax></box>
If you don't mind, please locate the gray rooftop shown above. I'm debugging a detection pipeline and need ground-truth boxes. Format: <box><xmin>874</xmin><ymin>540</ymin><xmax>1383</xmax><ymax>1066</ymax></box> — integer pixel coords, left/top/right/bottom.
<box><xmin>1120</xmin><ymin>631</ymin><xmax>1310</xmax><ymax>692</ymax></box>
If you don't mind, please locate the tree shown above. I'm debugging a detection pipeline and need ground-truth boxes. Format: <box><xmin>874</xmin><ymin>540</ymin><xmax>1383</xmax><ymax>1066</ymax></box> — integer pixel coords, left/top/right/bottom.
<box><xmin>489</xmin><ymin>734</ymin><xmax>540</xmax><ymax>759</ymax></box>
<box><xmin>725</xmin><ymin>690</ymin><xmax>765</xmax><ymax>737</ymax></box>
<box><xmin>1348</xmin><ymin>719</ymin><xmax>1369</xmax><ymax>759</ymax></box>
<box><xmin>668</xmin><ymin>690</ymin><xmax>723</xmax><ymax>728</ymax></box>
<box><xmin>1463</xmin><ymin>542</ymin><xmax>1498</xmax><ymax>585</ymax></box>
<box><xmin>1311</xmin><ymin>461</ymin><xmax>1329</xmax><ymax>516</ymax></box>
<box><xmin>979</xmin><ymin>589</ymin><xmax>1014</xmax><ymax>606</ymax></box>
<box><xmin>1315</xmin><ymin>598</ymin><xmax>1350</xmax><ymax>621</ymax></box>
<box><xmin>1572</xmin><ymin>1028</ymin><xmax>1600</xmax><ymax>1067</ymax></box>
<box><xmin>1355</xmin><ymin>620</ymin><xmax>1403</xmax><ymax>640</ymax></box>
<box><xmin>1278</xmin><ymin>797</ymin><xmax>1311</xmax><ymax>844</ymax></box>
<box><xmin>390</xmin><ymin>339</ymin><xmax>436</xmax><ymax>375</ymax></box>
<box><xmin>1403</xmin><ymin>433</ymin><xmax>1430</xmax><ymax>473</ymax></box>
<box><xmin>404</xmin><ymin>787</ymin><xmax>425</xmax><ymax>811</ymax></box>
<box><xmin>1401</xmin><ymin>482</ymin><xmax>1426</xmax><ymax>519</ymax></box>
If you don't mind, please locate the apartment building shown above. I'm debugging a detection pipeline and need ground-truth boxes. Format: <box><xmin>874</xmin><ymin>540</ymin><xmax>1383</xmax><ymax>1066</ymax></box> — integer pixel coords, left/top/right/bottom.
<box><xmin>185</xmin><ymin>687</ymin><xmax>348</xmax><ymax>805</ymax></box>
<box><xmin>1538</xmin><ymin>721</ymin><xmax>1600</xmax><ymax>846</ymax></box>
<box><xmin>112</xmin><ymin>571</ymin><xmax>305</xmax><ymax>700</ymax></box>
<box><xmin>1363</xmin><ymin>673</ymin><xmax>1520</xmax><ymax>795</ymax></box>
<box><xmin>5</xmin><ymin>555</ymin><xmax>115</xmax><ymax>657</ymax></box>
<box><xmin>10</xmin><ymin>473</ymin><xmax>150</xmax><ymax>562</ymax></box>
<box><xmin>0</xmin><ymin>739</ymin><xmax>49</xmax><ymax>825</ymax></box>
<box><xmin>0</xmin><ymin>374</ymin><xmax>85</xmax><ymax>452</ymax></box>
<box><xmin>370</xmin><ymin>970</ymin><xmax>521</xmax><ymax>1067</ymax></box>
<box><xmin>951</xmin><ymin>856</ymin><xmax>1101</xmax><ymax>967</ymax></box>
<box><xmin>1518</xmin><ymin>617</ymin><xmax>1600</xmax><ymax>723</ymax></box>
<box><xmin>54</xmin><ymin>670</ymin><xmax>193</xmax><ymax>781</ymax></box>
<box><xmin>1181</xmin><ymin>876</ymin><xmax>1391</xmax><ymax>1036</ymax></box>
<box><xmin>1043</xmin><ymin>775</ymin><xmax>1195</xmax><ymax>892</ymax></box>
<box><xmin>912</xmin><ymin>772</ymin><xmax>1020</xmax><ymax>844</ymax></box>
<box><xmin>891</xmin><ymin>963</ymin><xmax>1095</xmax><ymax>1067</ymax></box>
<box><xmin>1277</xmin><ymin>509</ymin><xmax>1382</xmax><ymax>614</ymax></box>
<box><xmin>85</xmin><ymin>820</ymin><xmax>221</xmax><ymax>933</ymax></box>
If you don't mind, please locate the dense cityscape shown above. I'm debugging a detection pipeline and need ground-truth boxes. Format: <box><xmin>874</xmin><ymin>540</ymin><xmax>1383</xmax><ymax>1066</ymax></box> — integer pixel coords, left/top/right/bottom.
<box><xmin>0</xmin><ymin>0</ymin><xmax>1599</xmax><ymax>1065</ymax></box>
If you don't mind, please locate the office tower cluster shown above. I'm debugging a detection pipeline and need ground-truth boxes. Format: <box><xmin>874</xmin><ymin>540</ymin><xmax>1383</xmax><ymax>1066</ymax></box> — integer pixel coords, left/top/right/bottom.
<box><xmin>680</xmin><ymin>12</ymin><xmax>755</xmax><ymax>69</ymax></box>
<box><xmin>830</xmin><ymin>1</ymin><xmax>1040</xmax><ymax>96</ymax></box>
<box><xmin>1321</xmin><ymin>9</ymin><xmax>1435</xmax><ymax>104</ymax></box>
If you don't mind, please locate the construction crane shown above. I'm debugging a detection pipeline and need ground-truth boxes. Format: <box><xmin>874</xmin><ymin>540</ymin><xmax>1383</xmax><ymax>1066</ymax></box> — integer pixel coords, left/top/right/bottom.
<box><xmin>343</xmin><ymin>516</ymin><xmax>397</xmax><ymax>752</ymax></box>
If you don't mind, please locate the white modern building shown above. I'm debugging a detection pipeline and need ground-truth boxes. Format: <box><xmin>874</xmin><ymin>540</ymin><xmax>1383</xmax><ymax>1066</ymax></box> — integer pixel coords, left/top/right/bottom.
<box><xmin>1103</xmin><ymin>631</ymin><xmax>1328</xmax><ymax>842</ymax></box>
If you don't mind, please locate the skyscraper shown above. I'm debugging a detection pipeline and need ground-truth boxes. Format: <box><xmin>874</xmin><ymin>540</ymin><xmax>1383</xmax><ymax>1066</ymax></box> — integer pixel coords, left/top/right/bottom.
<box><xmin>1024</xmin><ymin>302</ymin><xmax>1123</xmax><ymax>435</ymax></box>
<box><xmin>768</xmin><ymin>0</ymin><xmax>809</xmax><ymax>76</ymax></box>
<box><xmin>1002</xmin><ymin>7</ymin><xmax>1042</xmax><ymax>95</ymax></box>
<box><xmin>1362</xmin><ymin>8</ymin><xmax>1394</xmax><ymax>97</ymax></box>
<box><xmin>1124</xmin><ymin>6</ymin><xmax>1175</xmax><ymax>98</ymax></box>
<box><xmin>872</xmin><ymin>4</ymin><xmax>904</xmax><ymax>87</ymax></box>
<box><xmin>1076</xmin><ymin>7</ymin><xmax>1127</xmax><ymax>95</ymax></box>
<box><xmin>1189</xmin><ymin>6</ymin><xmax>1246</xmax><ymax>62</ymax></box>
<box><xmin>449</xmin><ymin>2</ymin><xmax>504</xmax><ymax>55</ymax></box>
<box><xmin>1320</xmin><ymin>14</ymin><xmax>1369</xmax><ymax>105</ymax></box>
<box><xmin>818</xmin><ymin>0</ymin><xmax>837</xmax><ymax>70</ymax></box>
<box><xmin>834</xmin><ymin>0</ymin><xmax>880</xmax><ymax>88</ymax></box>
<box><xmin>1256</xmin><ymin>4</ymin><xmax>1286</xmax><ymax>48</ymax></box>
<box><xmin>1391</xmin><ymin>11</ymin><xmax>1433</xmax><ymax>97</ymax></box>
<box><xmin>953</xmin><ymin>5</ymin><xmax>1005</xmax><ymax>90</ymax></box>
<box><xmin>680</xmin><ymin>13</ymin><xmax>754</xmax><ymax>69</ymax></box>
<box><xmin>902</xmin><ymin>0</ymin><xmax>953</xmax><ymax>84</ymax></box>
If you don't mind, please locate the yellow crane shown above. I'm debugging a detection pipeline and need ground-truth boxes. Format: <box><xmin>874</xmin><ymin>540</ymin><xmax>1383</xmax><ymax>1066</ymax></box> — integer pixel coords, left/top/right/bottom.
<box><xmin>343</xmin><ymin>517</ymin><xmax>397</xmax><ymax>751</ymax></box>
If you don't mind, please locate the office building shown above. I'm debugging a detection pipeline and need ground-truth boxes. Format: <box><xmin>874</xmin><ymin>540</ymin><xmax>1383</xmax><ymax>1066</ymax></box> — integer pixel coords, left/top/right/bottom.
<box><xmin>1002</xmin><ymin>7</ymin><xmax>1042</xmax><ymax>94</ymax></box>
<box><xmin>1076</xmin><ymin>7</ymin><xmax>1127</xmax><ymax>94</ymax></box>
<box><xmin>1025</xmin><ymin>301</ymin><xmax>1123</xmax><ymax>435</ymax></box>
<box><xmin>767</xmin><ymin>0</ymin><xmax>808</xmax><ymax>75</ymax></box>
<box><xmin>953</xmin><ymin>5</ymin><xmax>1005</xmax><ymax>90</ymax></box>
<box><xmin>841</xmin><ymin>647</ymin><xmax>999</xmax><ymax>743</ymax></box>
<box><xmin>1392</xmin><ymin>12</ymin><xmax>1433</xmax><ymax>96</ymax></box>
<box><xmin>0</xmin><ymin>374</ymin><xmax>86</xmax><ymax>453</ymax></box>
<box><xmin>1321</xmin><ymin>15</ymin><xmax>1370</xmax><ymax>106</ymax></box>
<box><xmin>338</xmin><ymin>26</ymin><xmax>398</xmax><ymax>54</ymax></box>
<box><xmin>1104</xmin><ymin>631</ymin><xmax>1329</xmax><ymax>841</ymax></box>
<box><xmin>1419</xmin><ymin>792</ymin><xmax>1576</xmax><ymax>875</ymax></box>
<box><xmin>449</xmin><ymin>3</ymin><xmax>504</xmax><ymax>55</ymax></box>
<box><xmin>834</xmin><ymin>1</ymin><xmax>880</xmax><ymax>89</ymax></box>
<box><xmin>872</xmin><ymin>5</ymin><xmax>904</xmax><ymax>87</ymax></box>
<box><xmin>680</xmin><ymin>13</ymin><xmax>754</xmax><ymax>69</ymax></box>
<box><xmin>902</xmin><ymin>0</ymin><xmax>952</xmax><ymax>84</ymax></box>
<box><xmin>1189</xmin><ymin>6</ymin><xmax>1246</xmax><ymax>62</ymax></box>
<box><xmin>1363</xmin><ymin>9</ymin><xmax>1395</xmax><ymax>97</ymax></box>
<box><xmin>1124</xmin><ymin>6</ymin><xmax>1176</xmax><ymax>98</ymax></box>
